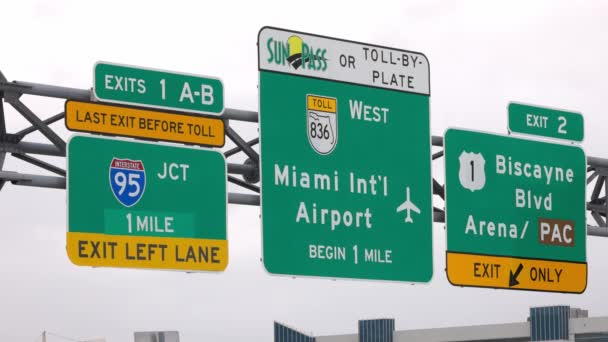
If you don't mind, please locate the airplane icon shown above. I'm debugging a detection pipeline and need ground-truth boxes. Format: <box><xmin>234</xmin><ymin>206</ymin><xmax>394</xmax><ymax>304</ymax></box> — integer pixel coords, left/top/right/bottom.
<box><xmin>396</xmin><ymin>187</ymin><xmax>420</xmax><ymax>223</ymax></box>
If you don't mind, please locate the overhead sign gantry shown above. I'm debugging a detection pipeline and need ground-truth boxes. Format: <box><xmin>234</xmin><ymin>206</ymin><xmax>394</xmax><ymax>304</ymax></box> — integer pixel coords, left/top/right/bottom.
<box><xmin>258</xmin><ymin>27</ymin><xmax>433</xmax><ymax>282</ymax></box>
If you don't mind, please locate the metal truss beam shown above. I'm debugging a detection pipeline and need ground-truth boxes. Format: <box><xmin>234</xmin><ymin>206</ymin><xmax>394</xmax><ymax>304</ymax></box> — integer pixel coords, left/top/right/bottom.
<box><xmin>0</xmin><ymin>141</ymin><xmax>64</xmax><ymax>156</ymax></box>
<box><xmin>4</xmin><ymin>95</ymin><xmax>66</xmax><ymax>153</ymax></box>
<box><xmin>224</xmin><ymin>137</ymin><xmax>259</xmax><ymax>158</ymax></box>
<box><xmin>0</xmin><ymin>80</ymin><xmax>258</xmax><ymax>122</ymax></box>
<box><xmin>0</xmin><ymin>171</ymin><xmax>65</xmax><ymax>189</ymax></box>
<box><xmin>12</xmin><ymin>153</ymin><xmax>66</xmax><ymax>176</ymax></box>
<box><xmin>16</xmin><ymin>111</ymin><xmax>64</xmax><ymax>138</ymax></box>
<box><xmin>225</xmin><ymin>125</ymin><xmax>259</xmax><ymax>164</ymax></box>
<box><xmin>0</xmin><ymin>77</ymin><xmax>261</xmax><ymax>198</ymax></box>
<box><xmin>228</xmin><ymin>175</ymin><xmax>260</xmax><ymax>193</ymax></box>
<box><xmin>0</xmin><ymin>90</ymin><xmax>6</xmax><ymax>191</ymax></box>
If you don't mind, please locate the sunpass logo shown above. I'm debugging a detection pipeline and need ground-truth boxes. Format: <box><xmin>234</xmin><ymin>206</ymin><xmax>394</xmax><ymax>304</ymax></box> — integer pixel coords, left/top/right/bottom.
<box><xmin>266</xmin><ymin>35</ymin><xmax>328</xmax><ymax>71</ymax></box>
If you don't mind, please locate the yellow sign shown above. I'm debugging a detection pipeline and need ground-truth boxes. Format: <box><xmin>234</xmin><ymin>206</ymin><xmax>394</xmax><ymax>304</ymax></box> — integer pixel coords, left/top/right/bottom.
<box><xmin>307</xmin><ymin>95</ymin><xmax>337</xmax><ymax>113</ymax></box>
<box><xmin>65</xmin><ymin>100</ymin><xmax>224</xmax><ymax>147</ymax></box>
<box><xmin>67</xmin><ymin>232</ymin><xmax>228</xmax><ymax>271</ymax></box>
<box><xmin>446</xmin><ymin>252</ymin><xmax>586</xmax><ymax>293</ymax></box>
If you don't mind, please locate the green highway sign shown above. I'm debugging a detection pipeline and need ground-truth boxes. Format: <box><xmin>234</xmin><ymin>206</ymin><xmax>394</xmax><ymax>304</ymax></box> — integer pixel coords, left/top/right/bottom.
<box><xmin>258</xmin><ymin>27</ymin><xmax>433</xmax><ymax>282</ymax></box>
<box><xmin>93</xmin><ymin>62</ymin><xmax>224</xmax><ymax>115</ymax></box>
<box><xmin>508</xmin><ymin>102</ymin><xmax>584</xmax><ymax>142</ymax></box>
<box><xmin>67</xmin><ymin>135</ymin><xmax>228</xmax><ymax>272</ymax></box>
<box><xmin>444</xmin><ymin>128</ymin><xmax>587</xmax><ymax>293</ymax></box>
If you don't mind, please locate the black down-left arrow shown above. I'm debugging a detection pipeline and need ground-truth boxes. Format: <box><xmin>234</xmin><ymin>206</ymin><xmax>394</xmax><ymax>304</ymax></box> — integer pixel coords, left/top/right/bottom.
<box><xmin>509</xmin><ymin>263</ymin><xmax>524</xmax><ymax>287</ymax></box>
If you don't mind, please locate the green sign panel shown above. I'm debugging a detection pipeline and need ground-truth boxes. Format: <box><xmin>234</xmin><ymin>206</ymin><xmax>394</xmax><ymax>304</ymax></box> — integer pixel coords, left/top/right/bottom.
<box><xmin>94</xmin><ymin>62</ymin><xmax>224</xmax><ymax>115</ymax></box>
<box><xmin>508</xmin><ymin>102</ymin><xmax>583</xmax><ymax>142</ymax></box>
<box><xmin>258</xmin><ymin>27</ymin><xmax>432</xmax><ymax>282</ymax></box>
<box><xmin>67</xmin><ymin>135</ymin><xmax>228</xmax><ymax>272</ymax></box>
<box><xmin>445</xmin><ymin>128</ymin><xmax>587</xmax><ymax>293</ymax></box>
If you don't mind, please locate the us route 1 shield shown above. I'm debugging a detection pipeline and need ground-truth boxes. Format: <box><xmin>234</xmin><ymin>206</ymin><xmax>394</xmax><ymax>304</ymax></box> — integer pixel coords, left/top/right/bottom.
<box><xmin>258</xmin><ymin>27</ymin><xmax>432</xmax><ymax>282</ymax></box>
<box><xmin>444</xmin><ymin>128</ymin><xmax>587</xmax><ymax>293</ymax></box>
<box><xmin>67</xmin><ymin>135</ymin><xmax>228</xmax><ymax>272</ymax></box>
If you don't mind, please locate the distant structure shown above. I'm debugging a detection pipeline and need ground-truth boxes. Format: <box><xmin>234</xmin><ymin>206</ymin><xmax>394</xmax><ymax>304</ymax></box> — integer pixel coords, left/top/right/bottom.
<box><xmin>39</xmin><ymin>331</ymin><xmax>106</xmax><ymax>342</ymax></box>
<box><xmin>274</xmin><ymin>322</ymin><xmax>315</xmax><ymax>342</ymax></box>
<box><xmin>275</xmin><ymin>305</ymin><xmax>608</xmax><ymax>342</ymax></box>
<box><xmin>134</xmin><ymin>331</ymin><xmax>179</xmax><ymax>342</ymax></box>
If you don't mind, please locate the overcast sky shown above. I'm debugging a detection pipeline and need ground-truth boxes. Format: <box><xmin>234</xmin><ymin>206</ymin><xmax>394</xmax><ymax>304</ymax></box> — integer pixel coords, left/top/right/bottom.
<box><xmin>2</xmin><ymin>1</ymin><xmax>608</xmax><ymax>341</ymax></box>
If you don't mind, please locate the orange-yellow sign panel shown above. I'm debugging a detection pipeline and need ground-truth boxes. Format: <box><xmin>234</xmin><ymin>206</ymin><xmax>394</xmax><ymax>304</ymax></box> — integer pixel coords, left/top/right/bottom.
<box><xmin>446</xmin><ymin>252</ymin><xmax>586</xmax><ymax>293</ymax></box>
<box><xmin>67</xmin><ymin>232</ymin><xmax>228</xmax><ymax>271</ymax></box>
<box><xmin>65</xmin><ymin>100</ymin><xmax>224</xmax><ymax>147</ymax></box>
<box><xmin>307</xmin><ymin>95</ymin><xmax>337</xmax><ymax>113</ymax></box>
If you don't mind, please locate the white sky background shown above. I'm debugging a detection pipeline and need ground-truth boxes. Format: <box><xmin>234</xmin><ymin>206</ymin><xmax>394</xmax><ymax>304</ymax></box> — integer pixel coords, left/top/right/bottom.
<box><xmin>1</xmin><ymin>0</ymin><xmax>608</xmax><ymax>341</ymax></box>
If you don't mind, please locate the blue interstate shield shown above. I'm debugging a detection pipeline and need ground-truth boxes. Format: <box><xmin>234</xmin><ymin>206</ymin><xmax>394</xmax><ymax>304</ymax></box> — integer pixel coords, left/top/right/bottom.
<box><xmin>109</xmin><ymin>158</ymin><xmax>146</xmax><ymax>207</ymax></box>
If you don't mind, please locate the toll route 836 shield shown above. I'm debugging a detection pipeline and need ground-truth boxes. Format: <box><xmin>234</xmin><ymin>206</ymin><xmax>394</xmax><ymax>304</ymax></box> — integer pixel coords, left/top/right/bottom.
<box><xmin>307</xmin><ymin>94</ymin><xmax>337</xmax><ymax>155</ymax></box>
<box><xmin>109</xmin><ymin>158</ymin><xmax>146</xmax><ymax>207</ymax></box>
